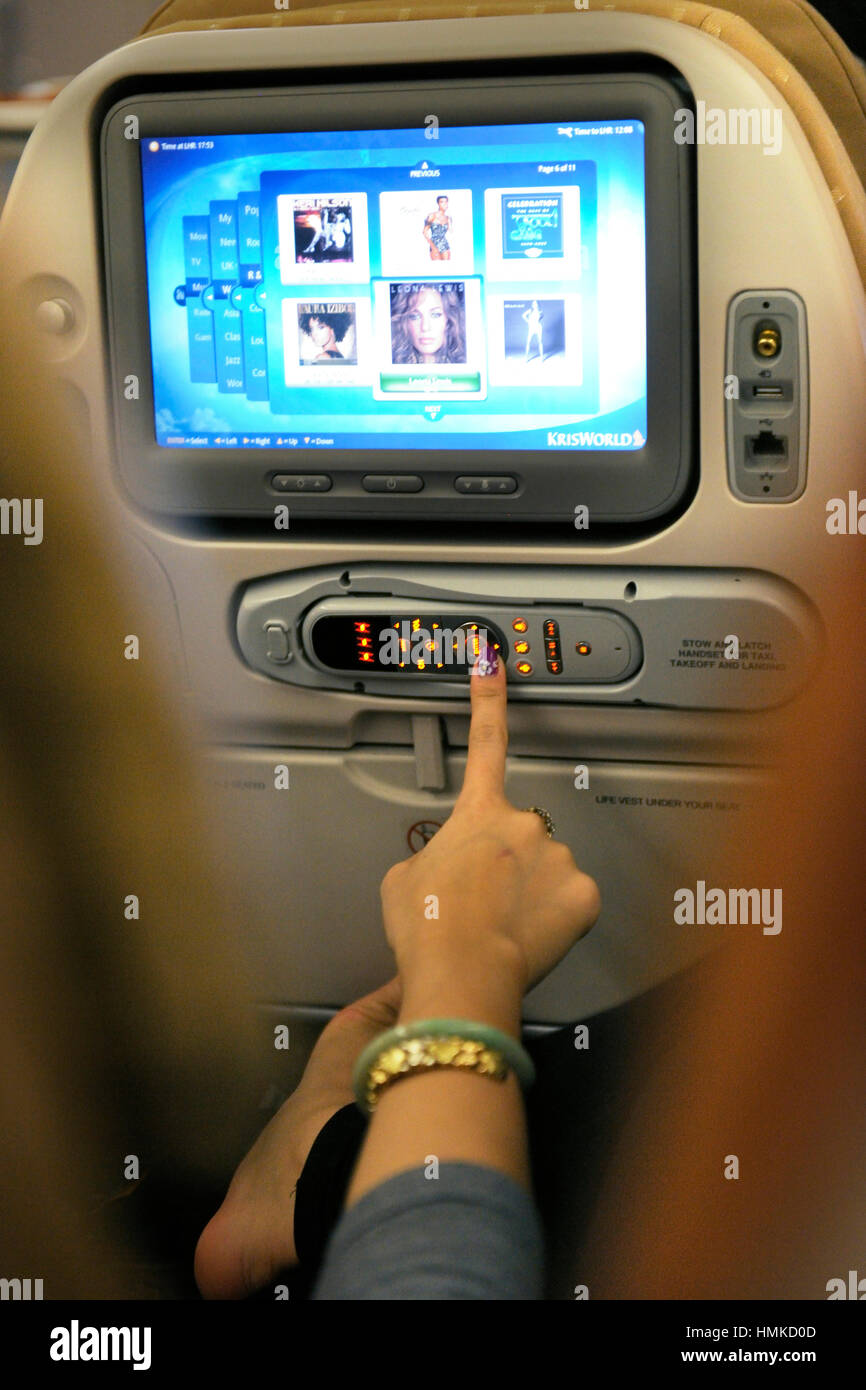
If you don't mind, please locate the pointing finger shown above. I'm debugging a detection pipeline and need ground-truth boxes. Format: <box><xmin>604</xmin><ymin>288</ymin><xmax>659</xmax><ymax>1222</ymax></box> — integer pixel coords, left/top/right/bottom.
<box><xmin>459</xmin><ymin>641</ymin><xmax>509</xmax><ymax>805</ymax></box>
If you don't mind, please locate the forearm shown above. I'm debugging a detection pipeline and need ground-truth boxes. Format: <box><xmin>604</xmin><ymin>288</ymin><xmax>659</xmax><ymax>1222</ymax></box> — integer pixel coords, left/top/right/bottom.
<box><xmin>345</xmin><ymin>935</ymin><xmax>529</xmax><ymax>1206</ymax></box>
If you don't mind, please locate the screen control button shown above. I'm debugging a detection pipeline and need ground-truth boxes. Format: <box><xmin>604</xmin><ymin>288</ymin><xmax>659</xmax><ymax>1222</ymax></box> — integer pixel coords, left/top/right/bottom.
<box><xmin>35</xmin><ymin>298</ymin><xmax>75</xmax><ymax>335</ymax></box>
<box><xmin>544</xmin><ymin>618</ymin><xmax>563</xmax><ymax>673</ymax></box>
<box><xmin>455</xmin><ymin>476</ymin><xmax>517</xmax><ymax>494</ymax></box>
<box><xmin>271</xmin><ymin>474</ymin><xmax>333</xmax><ymax>492</ymax></box>
<box><xmin>362</xmin><ymin>475</ymin><xmax>424</xmax><ymax>493</ymax></box>
<box><xmin>264</xmin><ymin>623</ymin><xmax>291</xmax><ymax>663</ymax></box>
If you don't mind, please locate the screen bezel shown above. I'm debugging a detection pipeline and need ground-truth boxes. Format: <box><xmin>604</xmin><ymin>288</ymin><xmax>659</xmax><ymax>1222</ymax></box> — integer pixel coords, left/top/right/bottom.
<box><xmin>99</xmin><ymin>62</ymin><xmax>696</xmax><ymax>524</ymax></box>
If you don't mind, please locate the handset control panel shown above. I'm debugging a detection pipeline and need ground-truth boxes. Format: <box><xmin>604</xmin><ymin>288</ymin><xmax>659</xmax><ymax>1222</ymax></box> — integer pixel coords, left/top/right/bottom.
<box><xmin>303</xmin><ymin>598</ymin><xmax>641</xmax><ymax>685</ymax></box>
<box><xmin>236</xmin><ymin>564</ymin><xmax>822</xmax><ymax>709</ymax></box>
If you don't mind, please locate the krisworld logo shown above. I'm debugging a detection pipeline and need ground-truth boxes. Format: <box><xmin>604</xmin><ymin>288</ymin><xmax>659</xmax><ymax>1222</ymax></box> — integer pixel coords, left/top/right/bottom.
<box><xmin>548</xmin><ymin>430</ymin><xmax>645</xmax><ymax>448</ymax></box>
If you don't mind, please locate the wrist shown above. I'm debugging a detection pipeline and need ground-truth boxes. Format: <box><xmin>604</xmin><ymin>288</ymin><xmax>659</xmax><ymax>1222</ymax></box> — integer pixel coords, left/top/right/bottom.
<box><xmin>394</xmin><ymin>929</ymin><xmax>526</xmax><ymax>1038</ymax></box>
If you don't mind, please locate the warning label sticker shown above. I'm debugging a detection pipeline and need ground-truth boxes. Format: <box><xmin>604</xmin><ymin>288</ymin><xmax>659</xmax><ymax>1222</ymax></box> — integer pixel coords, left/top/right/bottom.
<box><xmin>594</xmin><ymin>794</ymin><xmax>741</xmax><ymax>813</ymax></box>
<box><xmin>669</xmin><ymin>638</ymin><xmax>786</xmax><ymax>672</ymax></box>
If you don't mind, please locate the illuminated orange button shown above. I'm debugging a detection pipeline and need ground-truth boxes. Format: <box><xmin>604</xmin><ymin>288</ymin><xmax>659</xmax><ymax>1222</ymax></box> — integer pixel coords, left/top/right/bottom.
<box><xmin>547</xmin><ymin>661</ymin><xmax>563</xmax><ymax>674</ymax></box>
<box><xmin>514</xmin><ymin>640</ymin><xmax>530</xmax><ymax>654</ymax></box>
<box><xmin>516</xmin><ymin>661</ymin><xmax>533</xmax><ymax>676</ymax></box>
<box><xmin>512</xmin><ymin>619</ymin><xmax>528</xmax><ymax>633</ymax></box>
<box><xmin>576</xmin><ymin>642</ymin><xmax>592</xmax><ymax>655</ymax></box>
<box><xmin>360</xmin><ymin>652</ymin><xmax>375</xmax><ymax>663</ymax></box>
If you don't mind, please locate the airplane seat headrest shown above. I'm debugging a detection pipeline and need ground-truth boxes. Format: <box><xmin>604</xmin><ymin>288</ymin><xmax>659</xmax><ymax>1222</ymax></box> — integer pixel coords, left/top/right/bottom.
<box><xmin>137</xmin><ymin>0</ymin><xmax>866</xmax><ymax>288</ymax></box>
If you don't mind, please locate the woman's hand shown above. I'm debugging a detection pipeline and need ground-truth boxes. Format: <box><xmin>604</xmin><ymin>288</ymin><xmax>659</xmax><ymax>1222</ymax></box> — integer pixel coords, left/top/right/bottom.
<box><xmin>344</xmin><ymin>646</ymin><xmax>601</xmax><ymax>1209</ymax></box>
<box><xmin>380</xmin><ymin>646</ymin><xmax>601</xmax><ymax>1000</ymax></box>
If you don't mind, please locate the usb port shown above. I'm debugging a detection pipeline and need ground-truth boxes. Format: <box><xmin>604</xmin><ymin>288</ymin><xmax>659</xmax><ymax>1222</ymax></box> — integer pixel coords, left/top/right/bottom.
<box><xmin>753</xmin><ymin>385</ymin><xmax>784</xmax><ymax>398</ymax></box>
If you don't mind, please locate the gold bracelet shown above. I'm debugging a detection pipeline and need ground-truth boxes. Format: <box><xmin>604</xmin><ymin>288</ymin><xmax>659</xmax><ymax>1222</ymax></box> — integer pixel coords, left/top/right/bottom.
<box><xmin>364</xmin><ymin>1035</ymin><xmax>510</xmax><ymax>1112</ymax></box>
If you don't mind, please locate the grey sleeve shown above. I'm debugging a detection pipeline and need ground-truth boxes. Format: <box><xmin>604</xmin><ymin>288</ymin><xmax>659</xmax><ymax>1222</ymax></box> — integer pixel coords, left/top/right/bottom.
<box><xmin>311</xmin><ymin>1161</ymin><xmax>544</xmax><ymax>1301</ymax></box>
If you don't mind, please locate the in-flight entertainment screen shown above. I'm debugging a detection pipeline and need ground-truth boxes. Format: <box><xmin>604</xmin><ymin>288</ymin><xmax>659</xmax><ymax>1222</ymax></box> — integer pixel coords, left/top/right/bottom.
<box><xmin>139</xmin><ymin>119</ymin><xmax>647</xmax><ymax>454</ymax></box>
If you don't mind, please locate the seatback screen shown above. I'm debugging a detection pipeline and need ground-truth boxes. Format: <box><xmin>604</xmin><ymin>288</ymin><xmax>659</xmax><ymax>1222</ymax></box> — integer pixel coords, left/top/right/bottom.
<box><xmin>139</xmin><ymin>120</ymin><xmax>647</xmax><ymax>454</ymax></box>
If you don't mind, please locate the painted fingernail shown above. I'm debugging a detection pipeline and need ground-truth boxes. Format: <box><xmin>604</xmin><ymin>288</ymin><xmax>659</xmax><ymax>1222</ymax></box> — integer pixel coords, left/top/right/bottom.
<box><xmin>474</xmin><ymin>643</ymin><xmax>499</xmax><ymax>677</ymax></box>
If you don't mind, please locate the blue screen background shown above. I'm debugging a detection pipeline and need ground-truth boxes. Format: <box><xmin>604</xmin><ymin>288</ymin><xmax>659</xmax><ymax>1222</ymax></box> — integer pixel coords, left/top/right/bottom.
<box><xmin>139</xmin><ymin>120</ymin><xmax>647</xmax><ymax>452</ymax></box>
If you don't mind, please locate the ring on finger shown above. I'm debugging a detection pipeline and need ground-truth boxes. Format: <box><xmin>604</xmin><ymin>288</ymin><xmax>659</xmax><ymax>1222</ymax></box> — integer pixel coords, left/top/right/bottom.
<box><xmin>522</xmin><ymin>805</ymin><xmax>556</xmax><ymax>838</ymax></box>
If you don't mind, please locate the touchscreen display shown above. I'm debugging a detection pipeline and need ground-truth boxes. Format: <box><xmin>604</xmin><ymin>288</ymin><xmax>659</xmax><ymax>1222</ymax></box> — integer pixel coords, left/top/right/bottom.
<box><xmin>139</xmin><ymin>119</ymin><xmax>647</xmax><ymax>453</ymax></box>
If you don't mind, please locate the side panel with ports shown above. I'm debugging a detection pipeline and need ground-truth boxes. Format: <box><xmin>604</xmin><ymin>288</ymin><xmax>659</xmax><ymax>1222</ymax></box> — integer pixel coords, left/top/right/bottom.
<box><xmin>726</xmin><ymin>290</ymin><xmax>808</xmax><ymax>502</ymax></box>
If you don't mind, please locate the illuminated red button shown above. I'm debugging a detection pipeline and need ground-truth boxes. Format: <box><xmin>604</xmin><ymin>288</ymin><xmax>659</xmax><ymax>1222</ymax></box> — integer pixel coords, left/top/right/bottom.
<box><xmin>547</xmin><ymin>660</ymin><xmax>563</xmax><ymax>674</ymax></box>
<box><xmin>516</xmin><ymin>661</ymin><xmax>533</xmax><ymax>676</ymax></box>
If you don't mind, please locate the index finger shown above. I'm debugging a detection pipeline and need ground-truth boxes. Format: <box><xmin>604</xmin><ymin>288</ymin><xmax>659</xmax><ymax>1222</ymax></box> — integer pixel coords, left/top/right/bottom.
<box><xmin>458</xmin><ymin>641</ymin><xmax>509</xmax><ymax>804</ymax></box>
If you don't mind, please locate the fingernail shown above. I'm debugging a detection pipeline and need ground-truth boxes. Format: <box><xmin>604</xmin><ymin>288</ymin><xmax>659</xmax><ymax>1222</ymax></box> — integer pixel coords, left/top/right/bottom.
<box><xmin>474</xmin><ymin>643</ymin><xmax>499</xmax><ymax>677</ymax></box>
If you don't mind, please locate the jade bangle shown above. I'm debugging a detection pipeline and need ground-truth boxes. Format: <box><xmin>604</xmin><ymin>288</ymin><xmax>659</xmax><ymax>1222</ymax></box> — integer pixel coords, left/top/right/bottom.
<box><xmin>352</xmin><ymin>1017</ymin><xmax>535</xmax><ymax>1113</ymax></box>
